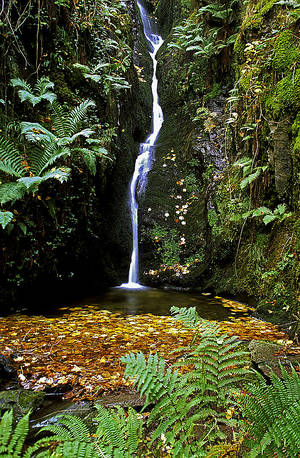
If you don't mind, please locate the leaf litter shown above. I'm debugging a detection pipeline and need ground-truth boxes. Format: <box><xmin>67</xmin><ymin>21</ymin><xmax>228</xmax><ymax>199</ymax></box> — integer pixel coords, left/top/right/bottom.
<box><xmin>0</xmin><ymin>301</ymin><xmax>292</xmax><ymax>401</ymax></box>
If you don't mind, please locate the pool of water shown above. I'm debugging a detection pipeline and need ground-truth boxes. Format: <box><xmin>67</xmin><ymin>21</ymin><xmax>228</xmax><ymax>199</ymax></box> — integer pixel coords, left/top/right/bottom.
<box><xmin>52</xmin><ymin>286</ymin><xmax>247</xmax><ymax>321</ymax></box>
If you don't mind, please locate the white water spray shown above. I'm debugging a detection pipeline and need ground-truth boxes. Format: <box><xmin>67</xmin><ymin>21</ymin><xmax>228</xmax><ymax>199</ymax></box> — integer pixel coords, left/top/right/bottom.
<box><xmin>121</xmin><ymin>1</ymin><xmax>164</xmax><ymax>289</ymax></box>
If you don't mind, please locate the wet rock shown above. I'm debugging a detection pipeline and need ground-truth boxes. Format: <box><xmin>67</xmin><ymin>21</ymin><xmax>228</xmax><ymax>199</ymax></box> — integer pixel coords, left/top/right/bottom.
<box><xmin>269</xmin><ymin>119</ymin><xmax>292</xmax><ymax>197</ymax></box>
<box><xmin>249</xmin><ymin>340</ymin><xmax>300</xmax><ymax>379</ymax></box>
<box><xmin>0</xmin><ymin>389</ymin><xmax>45</xmax><ymax>419</ymax></box>
<box><xmin>98</xmin><ymin>389</ymin><xmax>144</xmax><ymax>409</ymax></box>
<box><xmin>30</xmin><ymin>399</ymin><xmax>97</xmax><ymax>432</ymax></box>
<box><xmin>0</xmin><ymin>355</ymin><xmax>17</xmax><ymax>382</ymax></box>
<box><xmin>29</xmin><ymin>389</ymin><xmax>143</xmax><ymax>434</ymax></box>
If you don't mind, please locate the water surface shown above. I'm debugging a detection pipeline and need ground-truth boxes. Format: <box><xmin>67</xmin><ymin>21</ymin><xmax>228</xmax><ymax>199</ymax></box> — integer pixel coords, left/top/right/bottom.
<box><xmin>58</xmin><ymin>287</ymin><xmax>244</xmax><ymax>321</ymax></box>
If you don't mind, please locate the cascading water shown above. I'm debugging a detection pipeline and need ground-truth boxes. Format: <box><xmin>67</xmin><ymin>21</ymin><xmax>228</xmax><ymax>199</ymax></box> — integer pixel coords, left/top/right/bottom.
<box><xmin>121</xmin><ymin>1</ymin><xmax>164</xmax><ymax>289</ymax></box>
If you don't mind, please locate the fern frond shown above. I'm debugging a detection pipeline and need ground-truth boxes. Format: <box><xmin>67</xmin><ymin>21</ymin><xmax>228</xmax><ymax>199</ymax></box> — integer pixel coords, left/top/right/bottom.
<box><xmin>126</xmin><ymin>407</ymin><xmax>142</xmax><ymax>454</ymax></box>
<box><xmin>11</xmin><ymin>77</ymin><xmax>56</xmax><ymax>106</ymax></box>
<box><xmin>34</xmin><ymin>77</ymin><xmax>54</xmax><ymax>95</ymax></box>
<box><xmin>0</xmin><ymin>181</ymin><xmax>27</xmax><ymax>204</ymax></box>
<box><xmin>29</xmin><ymin>143</ymin><xmax>70</xmax><ymax>176</ymax></box>
<box><xmin>51</xmin><ymin>102</ymin><xmax>70</xmax><ymax>137</ymax></box>
<box><xmin>67</xmin><ymin>100</ymin><xmax>96</xmax><ymax>136</ymax></box>
<box><xmin>73</xmin><ymin>148</ymin><xmax>97</xmax><ymax>175</ymax></box>
<box><xmin>95</xmin><ymin>403</ymin><xmax>142</xmax><ymax>456</ymax></box>
<box><xmin>55</xmin><ymin>440</ymin><xmax>99</xmax><ymax>457</ymax></box>
<box><xmin>170</xmin><ymin>305</ymin><xmax>200</xmax><ymax>328</ymax></box>
<box><xmin>123</xmin><ymin>307</ymin><xmax>250</xmax><ymax>454</ymax></box>
<box><xmin>21</xmin><ymin>122</ymin><xmax>56</xmax><ymax>144</ymax></box>
<box><xmin>242</xmin><ymin>364</ymin><xmax>300</xmax><ymax>457</ymax></box>
<box><xmin>122</xmin><ymin>351</ymin><xmax>179</xmax><ymax>408</ymax></box>
<box><xmin>0</xmin><ymin>137</ymin><xmax>26</xmax><ymax>177</ymax></box>
<box><xmin>10</xmin><ymin>78</ymin><xmax>32</xmax><ymax>92</ymax></box>
<box><xmin>0</xmin><ymin>409</ymin><xmax>30</xmax><ymax>457</ymax></box>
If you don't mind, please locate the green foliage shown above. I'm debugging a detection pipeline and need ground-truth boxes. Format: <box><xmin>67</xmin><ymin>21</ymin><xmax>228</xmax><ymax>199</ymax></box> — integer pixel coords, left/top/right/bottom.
<box><xmin>0</xmin><ymin>409</ymin><xmax>30</xmax><ymax>457</ymax></box>
<box><xmin>94</xmin><ymin>404</ymin><xmax>142</xmax><ymax>456</ymax></box>
<box><xmin>10</xmin><ymin>77</ymin><xmax>56</xmax><ymax>107</ymax></box>
<box><xmin>170</xmin><ymin>305</ymin><xmax>200</xmax><ymax>328</ymax></box>
<box><xmin>0</xmin><ymin>137</ymin><xmax>26</xmax><ymax>178</ymax></box>
<box><xmin>150</xmin><ymin>224</ymin><xmax>180</xmax><ymax>265</ymax></box>
<box><xmin>0</xmin><ymin>210</ymin><xmax>14</xmax><ymax>229</ymax></box>
<box><xmin>197</xmin><ymin>0</ymin><xmax>239</xmax><ymax>24</ymax></box>
<box><xmin>0</xmin><ymin>307</ymin><xmax>298</xmax><ymax>457</ymax></box>
<box><xmin>233</xmin><ymin>157</ymin><xmax>268</xmax><ymax>189</ymax></box>
<box><xmin>240</xmin><ymin>204</ymin><xmax>293</xmax><ymax>225</ymax></box>
<box><xmin>122</xmin><ymin>307</ymin><xmax>249</xmax><ymax>455</ymax></box>
<box><xmin>242</xmin><ymin>364</ymin><xmax>300</xmax><ymax>457</ymax></box>
<box><xmin>27</xmin><ymin>404</ymin><xmax>142</xmax><ymax>458</ymax></box>
<box><xmin>0</xmin><ymin>182</ymin><xmax>28</xmax><ymax>205</ymax></box>
<box><xmin>0</xmin><ymin>82</ymin><xmax>109</xmax><ymax>216</ymax></box>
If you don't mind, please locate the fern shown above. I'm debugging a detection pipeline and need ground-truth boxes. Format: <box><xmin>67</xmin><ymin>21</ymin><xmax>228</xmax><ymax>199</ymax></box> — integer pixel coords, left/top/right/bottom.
<box><xmin>0</xmin><ymin>409</ymin><xmax>30</xmax><ymax>457</ymax></box>
<box><xmin>95</xmin><ymin>404</ymin><xmax>142</xmax><ymax>457</ymax></box>
<box><xmin>122</xmin><ymin>307</ymin><xmax>250</xmax><ymax>455</ymax></box>
<box><xmin>242</xmin><ymin>364</ymin><xmax>300</xmax><ymax>457</ymax></box>
<box><xmin>67</xmin><ymin>100</ymin><xmax>96</xmax><ymax>136</ymax></box>
<box><xmin>26</xmin><ymin>404</ymin><xmax>142</xmax><ymax>458</ymax></box>
<box><xmin>0</xmin><ymin>137</ymin><xmax>26</xmax><ymax>177</ymax></box>
<box><xmin>0</xmin><ymin>95</ymin><xmax>99</xmax><ymax>210</ymax></box>
<box><xmin>0</xmin><ymin>181</ymin><xmax>27</xmax><ymax>205</ymax></box>
<box><xmin>122</xmin><ymin>352</ymin><xmax>179</xmax><ymax>409</ymax></box>
<box><xmin>11</xmin><ymin>77</ymin><xmax>56</xmax><ymax>106</ymax></box>
<box><xmin>0</xmin><ymin>210</ymin><xmax>14</xmax><ymax>229</ymax></box>
<box><xmin>170</xmin><ymin>305</ymin><xmax>200</xmax><ymax>328</ymax></box>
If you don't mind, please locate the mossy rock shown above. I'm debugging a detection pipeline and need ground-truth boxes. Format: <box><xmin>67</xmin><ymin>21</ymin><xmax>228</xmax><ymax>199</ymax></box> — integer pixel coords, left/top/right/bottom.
<box><xmin>249</xmin><ymin>340</ymin><xmax>300</xmax><ymax>378</ymax></box>
<box><xmin>272</xmin><ymin>29</ymin><xmax>300</xmax><ymax>73</ymax></box>
<box><xmin>292</xmin><ymin>112</ymin><xmax>300</xmax><ymax>154</ymax></box>
<box><xmin>266</xmin><ymin>69</ymin><xmax>300</xmax><ymax>119</ymax></box>
<box><xmin>0</xmin><ymin>389</ymin><xmax>45</xmax><ymax>419</ymax></box>
<box><xmin>241</xmin><ymin>0</ymin><xmax>278</xmax><ymax>31</ymax></box>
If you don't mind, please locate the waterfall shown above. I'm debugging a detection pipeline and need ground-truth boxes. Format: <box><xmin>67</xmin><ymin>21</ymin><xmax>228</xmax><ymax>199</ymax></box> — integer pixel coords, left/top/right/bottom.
<box><xmin>120</xmin><ymin>1</ymin><xmax>164</xmax><ymax>289</ymax></box>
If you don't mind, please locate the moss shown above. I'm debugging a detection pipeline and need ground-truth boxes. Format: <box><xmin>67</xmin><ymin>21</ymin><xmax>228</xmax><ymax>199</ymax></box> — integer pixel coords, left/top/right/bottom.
<box><xmin>292</xmin><ymin>112</ymin><xmax>300</xmax><ymax>154</ymax></box>
<box><xmin>241</xmin><ymin>0</ymin><xmax>277</xmax><ymax>31</ymax></box>
<box><xmin>239</xmin><ymin>68</ymin><xmax>254</xmax><ymax>92</ymax></box>
<box><xmin>233</xmin><ymin>34</ymin><xmax>245</xmax><ymax>62</ymax></box>
<box><xmin>272</xmin><ymin>30</ymin><xmax>300</xmax><ymax>73</ymax></box>
<box><xmin>258</xmin><ymin>0</ymin><xmax>278</xmax><ymax>17</ymax></box>
<box><xmin>204</xmin><ymin>82</ymin><xmax>221</xmax><ymax>101</ymax></box>
<box><xmin>266</xmin><ymin>69</ymin><xmax>300</xmax><ymax>119</ymax></box>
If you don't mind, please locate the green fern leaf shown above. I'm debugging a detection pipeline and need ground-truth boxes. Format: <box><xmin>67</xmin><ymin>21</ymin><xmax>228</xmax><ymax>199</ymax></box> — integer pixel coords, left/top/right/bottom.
<box><xmin>0</xmin><ymin>410</ymin><xmax>14</xmax><ymax>448</ymax></box>
<box><xmin>243</xmin><ymin>364</ymin><xmax>300</xmax><ymax>456</ymax></box>
<box><xmin>10</xmin><ymin>78</ymin><xmax>32</xmax><ymax>92</ymax></box>
<box><xmin>0</xmin><ymin>181</ymin><xmax>27</xmax><ymax>204</ymax></box>
<box><xmin>0</xmin><ymin>137</ymin><xmax>26</xmax><ymax>177</ymax></box>
<box><xmin>0</xmin><ymin>211</ymin><xmax>14</xmax><ymax>229</ymax></box>
<box><xmin>0</xmin><ymin>409</ymin><xmax>30</xmax><ymax>457</ymax></box>
<box><xmin>67</xmin><ymin>100</ymin><xmax>96</xmax><ymax>136</ymax></box>
<box><xmin>170</xmin><ymin>306</ymin><xmax>200</xmax><ymax>328</ymax></box>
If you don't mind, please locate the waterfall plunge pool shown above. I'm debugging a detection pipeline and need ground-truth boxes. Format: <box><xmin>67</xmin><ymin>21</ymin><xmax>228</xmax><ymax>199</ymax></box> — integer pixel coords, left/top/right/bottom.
<box><xmin>28</xmin><ymin>287</ymin><xmax>252</xmax><ymax>320</ymax></box>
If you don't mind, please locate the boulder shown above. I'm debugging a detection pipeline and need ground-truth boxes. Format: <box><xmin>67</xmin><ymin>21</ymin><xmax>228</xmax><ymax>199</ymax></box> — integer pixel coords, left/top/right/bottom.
<box><xmin>249</xmin><ymin>340</ymin><xmax>300</xmax><ymax>379</ymax></box>
<box><xmin>0</xmin><ymin>389</ymin><xmax>45</xmax><ymax>419</ymax></box>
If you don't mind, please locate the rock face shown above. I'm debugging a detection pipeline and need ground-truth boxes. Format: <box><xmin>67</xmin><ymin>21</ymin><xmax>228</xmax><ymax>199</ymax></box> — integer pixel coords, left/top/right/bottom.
<box><xmin>269</xmin><ymin>120</ymin><xmax>292</xmax><ymax>197</ymax></box>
